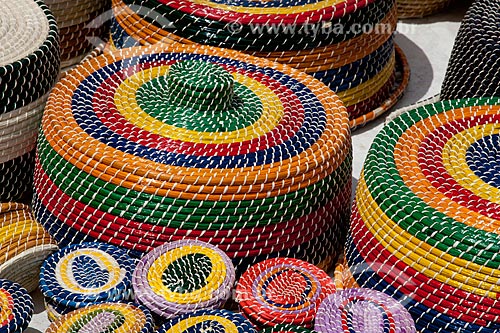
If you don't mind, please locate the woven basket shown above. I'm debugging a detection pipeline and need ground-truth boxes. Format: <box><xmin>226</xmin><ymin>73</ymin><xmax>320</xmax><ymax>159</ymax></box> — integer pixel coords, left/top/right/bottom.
<box><xmin>44</xmin><ymin>0</ymin><xmax>110</xmax><ymax>69</ymax></box>
<box><xmin>347</xmin><ymin>97</ymin><xmax>500</xmax><ymax>333</ymax></box>
<box><xmin>236</xmin><ymin>257</ymin><xmax>336</xmax><ymax>329</ymax></box>
<box><xmin>441</xmin><ymin>0</ymin><xmax>499</xmax><ymax>100</ymax></box>
<box><xmin>132</xmin><ymin>239</ymin><xmax>235</xmax><ymax>319</ymax></box>
<box><xmin>109</xmin><ymin>0</ymin><xmax>409</xmax><ymax>128</ymax></box>
<box><xmin>45</xmin><ymin>302</ymin><xmax>154</xmax><ymax>333</ymax></box>
<box><xmin>34</xmin><ymin>43</ymin><xmax>352</xmax><ymax>272</ymax></box>
<box><xmin>333</xmin><ymin>258</ymin><xmax>359</xmax><ymax>290</ymax></box>
<box><xmin>315</xmin><ymin>288</ymin><xmax>416</xmax><ymax>333</ymax></box>
<box><xmin>156</xmin><ymin>309</ymin><xmax>257</xmax><ymax>333</ymax></box>
<box><xmin>39</xmin><ymin>242</ymin><xmax>136</xmax><ymax>320</ymax></box>
<box><xmin>262</xmin><ymin>324</ymin><xmax>315</xmax><ymax>333</ymax></box>
<box><xmin>0</xmin><ymin>202</ymin><xmax>58</xmax><ymax>293</ymax></box>
<box><xmin>397</xmin><ymin>0</ymin><xmax>451</xmax><ymax>18</ymax></box>
<box><xmin>0</xmin><ymin>0</ymin><xmax>60</xmax><ymax>201</ymax></box>
<box><xmin>0</xmin><ymin>279</ymin><xmax>34</xmax><ymax>333</ymax></box>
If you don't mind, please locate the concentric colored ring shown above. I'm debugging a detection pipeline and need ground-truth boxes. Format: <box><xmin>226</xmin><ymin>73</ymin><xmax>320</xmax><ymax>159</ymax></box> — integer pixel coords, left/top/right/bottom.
<box><xmin>314</xmin><ymin>288</ymin><xmax>415</xmax><ymax>333</ymax></box>
<box><xmin>0</xmin><ymin>279</ymin><xmax>33</xmax><ymax>333</ymax></box>
<box><xmin>261</xmin><ymin>324</ymin><xmax>315</xmax><ymax>333</ymax></box>
<box><xmin>35</xmin><ymin>42</ymin><xmax>351</xmax><ymax>271</ymax></box>
<box><xmin>39</xmin><ymin>242</ymin><xmax>136</xmax><ymax>316</ymax></box>
<box><xmin>45</xmin><ymin>302</ymin><xmax>154</xmax><ymax>333</ymax></box>
<box><xmin>236</xmin><ymin>257</ymin><xmax>336</xmax><ymax>328</ymax></box>
<box><xmin>347</xmin><ymin>97</ymin><xmax>500</xmax><ymax>333</ymax></box>
<box><xmin>132</xmin><ymin>239</ymin><xmax>235</xmax><ymax>319</ymax></box>
<box><xmin>156</xmin><ymin>309</ymin><xmax>257</xmax><ymax>333</ymax></box>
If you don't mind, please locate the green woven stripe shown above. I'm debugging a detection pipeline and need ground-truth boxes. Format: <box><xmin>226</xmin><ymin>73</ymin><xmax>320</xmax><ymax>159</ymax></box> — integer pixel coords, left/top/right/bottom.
<box><xmin>362</xmin><ymin>97</ymin><xmax>500</xmax><ymax>268</ymax></box>
<box><xmin>37</xmin><ymin>132</ymin><xmax>351</xmax><ymax>229</ymax></box>
<box><xmin>161</xmin><ymin>253</ymin><xmax>212</xmax><ymax>293</ymax></box>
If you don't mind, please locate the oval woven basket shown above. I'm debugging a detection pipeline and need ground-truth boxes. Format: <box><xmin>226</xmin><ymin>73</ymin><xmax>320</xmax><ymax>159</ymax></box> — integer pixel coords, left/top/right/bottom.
<box><xmin>0</xmin><ymin>279</ymin><xmax>34</xmax><ymax>333</ymax></box>
<box><xmin>34</xmin><ymin>43</ymin><xmax>352</xmax><ymax>272</ymax></box>
<box><xmin>236</xmin><ymin>257</ymin><xmax>336</xmax><ymax>329</ymax></box>
<box><xmin>314</xmin><ymin>288</ymin><xmax>416</xmax><ymax>333</ymax></box>
<box><xmin>45</xmin><ymin>302</ymin><xmax>154</xmax><ymax>333</ymax></box>
<box><xmin>347</xmin><ymin>97</ymin><xmax>500</xmax><ymax>333</ymax></box>
<box><xmin>109</xmin><ymin>0</ymin><xmax>410</xmax><ymax>128</ymax></box>
<box><xmin>441</xmin><ymin>0</ymin><xmax>499</xmax><ymax>100</ymax></box>
<box><xmin>40</xmin><ymin>242</ymin><xmax>136</xmax><ymax>320</ymax></box>
<box><xmin>0</xmin><ymin>202</ymin><xmax>58</xmax><ymax>293</ymax></box>
<box><xmin>132</xmin><ymin>239</ymin><xmax>235</xmax><ymax>319</ymax></box>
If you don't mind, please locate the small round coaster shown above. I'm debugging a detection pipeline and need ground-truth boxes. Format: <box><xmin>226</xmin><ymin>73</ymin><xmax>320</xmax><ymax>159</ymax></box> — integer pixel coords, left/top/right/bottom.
<box><xmin>236</xmin><ymin>257</ymin><xmax>336</xmax><ymax>328</ymax></box>
<box><xmin>40</xmin><ymin>242</ymin><xmax>136</xmax><ymax>318</ymax></box>
<box><xmin>45</xmin><ymin>302</ymin><xmax>154</xmax><ymax>333</ymax></box>
<box><xmin>133</xmin><ymin>239</ymin><xmax>235</xmax><ymax>319</ymax></box>
<box><xmin>0</xmin><ymin>279</ymin><xmax>34</xmax><ymax>333</ymax></box>
<box><xmin>156</xmin><ymin>309</ymin><xmax>257</xmax><ymax>333</ymax></box>
<box><xmin>314</xmin><ymin>288</ymin><xmax>416</xmax><ymax>333</ymax></box>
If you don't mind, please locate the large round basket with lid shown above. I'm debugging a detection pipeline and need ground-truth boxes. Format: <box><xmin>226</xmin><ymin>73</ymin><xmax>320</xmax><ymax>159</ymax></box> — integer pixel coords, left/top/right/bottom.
<box><xmin>33</xmin><ymin>43</ymin><xmax>352</xmax><ymax>272</ymax></box>
<box><xmin>0</xmin><ymin>0</ymin><xmax>60</xmax><ymax>201</ymax></box>
<box><xmin>347</xmin><ymin>97</ymin><xmax>500</xmax><ymax>333</ymax></box>
<box><xmin>109</xmin><ymin>0</ymin><xmax>410</xmax><ymax>128</ymax></box>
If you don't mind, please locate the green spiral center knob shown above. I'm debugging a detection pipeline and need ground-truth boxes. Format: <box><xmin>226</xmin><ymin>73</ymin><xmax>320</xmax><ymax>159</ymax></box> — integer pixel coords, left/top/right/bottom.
<box><xmin>167</xmin><ymin>60</ymin><xmax>235</xmax><ymax>112</ymax></box>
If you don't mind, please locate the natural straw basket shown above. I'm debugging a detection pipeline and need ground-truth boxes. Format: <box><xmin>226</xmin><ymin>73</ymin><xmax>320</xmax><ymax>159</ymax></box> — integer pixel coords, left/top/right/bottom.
<box><xmin>314</xmin><ymin>288</ymin><xmax>416</xmax><ymax>333</ymax></box>
<box><xmin>34</xmin><ymin>43</ymin><xmax>352</xmax><ymax>272</ymax></box>
<box><xmin>39</xmin><ymin>242</ymin><xmax>136</xmax><ymax>320</ymax></box>
<box><xmin>347</xmin><ymin>97</ymin><xmax>500</xmax><ymax>333</ymax></box>
<box><xmin>441</xmin><ymin>0</ymin><xmax>499</xmax><ymax>100</ymax></box>
<box><xmin>0</xmin><ymin>279</ymin><xmax>34</xmax><ymax>333</ymax></box>
<box><xmin>132</xmin><ymin>240</ymin><xmax>235</xmax><ymax>319</ymax></box>
<box><xmin>156</xmin><ymin>309</ymin><xmax>257</xmax><ymax>333</ymax></box>
<box><xmin>0</xmin><ymin>202</ymin><xmax>58</xmax><ymax>293</ymax></box>
<box><xmin>397</xmin><ymin>0</ymin><xmax>451</xmax><ymax>18</ymax></box>
<box><xmin>109</xmin><ymin>0</ymin><xmax>409</xmax><ymax>128</ymax></box>
<box><xmin>236</xmin><ymin>257</ymin><xmax>336</xmax><ymax>329</ymax></box>
<box><xmin>45</xmin><ymin>302</ymin><xmax>154</xmax><ymax>333</ymax></box>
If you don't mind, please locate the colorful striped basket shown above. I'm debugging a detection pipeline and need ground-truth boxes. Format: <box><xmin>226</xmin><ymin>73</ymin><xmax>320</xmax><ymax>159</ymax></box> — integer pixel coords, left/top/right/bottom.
<box><xmin>45</xmin><ymin>302</ymin><xmax>154</xmax><ymax>333</ymax></box>
<box><xmin>397</xmin><ymin>0</ymin><xmax>451</xmax><ymax>18</ymax></box>
<box><xmin>109</xmin><ymin>0</ymin><xmax>410</xmax><ymax>128</ymax></box>
<box><xmin>314</xmin><ymin>288</ymin><xmax>416</xmax><ymax>333</ymax></box>
<box><xmin>236</xmin><ymin>257</ymin><xmax>336</xmax><ymax>329</ymax></box>
<box><xmin>132</xmin><ymin>240</ymin><xmax>235</xmax><ymax>319</ymax></box>
<box><xmin>441</xmin><ymin>0</ymin><xmax>499</xmax><ymax>100</ymax></box>
<box><xmin>155</xmin><ymin>309</ymin><xmax>257</xmax><ymax>333</ymax></box>
<box><xmin>0</xmin><ymin>202</ymin><xmax>58</xmax><ymax>293</ymax></box>
<box><xmin>39</xmin><ymin>242</ymin><xmax>136</xmax><ymax>320</ymax></box>
<box><xmin>0</xmin><ymin>279</ymin><xmax>34</xmax><ymax>333</ymax></box>
<box><xmin>33</xmin><ymin>43</ymin><xmax>352</xmax><ymax>273</ymax></box>
<box><xmin>262</xmin><ymin>324</ymin><xmax>316</xmax><ymax>333</ymax></box>
<box><xmin>44</xmin><ymin>0</ymin><xmax>110</xmax><ymax>69</ymax></box>
<box><xmin>0</xmin><ymin>0</ymin><xmax>60</xmax><ymax>202</ymax></box>
<box><xmin>347</xmin><ymin>97</ymin><xmax>500</xmax><ymax>333</ymax></box>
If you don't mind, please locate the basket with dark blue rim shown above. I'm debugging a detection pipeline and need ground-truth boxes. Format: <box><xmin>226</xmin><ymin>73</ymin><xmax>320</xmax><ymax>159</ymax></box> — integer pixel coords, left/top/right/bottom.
<box><xmin>39</xmin><ymin>242</ymin><xmax>136</xmax><ymax>318</ymax></box>
<box><xmin>0</xmin><ymin>279</ymin><xmax>34</xmax><ymax>333</ymax></box>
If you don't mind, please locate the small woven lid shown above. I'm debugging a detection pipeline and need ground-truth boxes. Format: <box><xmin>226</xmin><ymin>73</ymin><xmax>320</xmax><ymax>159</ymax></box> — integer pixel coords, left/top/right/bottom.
<box><xmin>40</xmin><ymin>242</ymin><xmax>136</xmax><ymax>312</ymax></box>
<box><xmin>314</xmin><ymin>288</ymin><xmax>416</xmax><ymax>333</ymax></box>
<box><xmin>0</xmin><ymin>279</ymin><xmax>34</xmax><ymax>333</ymax></box>
<box><xmin>156</xmin><ymin>309</ymin><xmax>257</xmax><ymax>333</ymax></box>
<box><xmin>45</xmin><ymin>302</ymin><xmax>154</xmax><ymax>333</ymax></box>
<box><xmin>236</xmin><ymin>257</ymin><xmax>336</xmax><ymax>328</ymax></box>
<box><xmin>133</xmin><ymin>239</ymin><xmax>235</xmax><ymax>319</ymax></box>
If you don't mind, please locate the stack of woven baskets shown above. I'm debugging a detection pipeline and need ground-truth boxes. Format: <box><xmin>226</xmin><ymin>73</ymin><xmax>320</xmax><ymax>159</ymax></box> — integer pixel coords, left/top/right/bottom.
<box><xmin>33</xmin><ymin>43</ymin><xmax>352</xmax><ymax>272</ymax></box>
<box><xmin>441</xmin><ymin>0</ymin><xmax>499</xmax><ymax>100</ymax></box>
<box><xmin>44</xmin><ymin>0</ymin><xmax>110</xmax><ymax>70</ymax></box>
<box><xmin>347</xmin><ymin>97</ymin><xmax>500</xmax><ymax>332</ymax></box>
<box><xmin>109</xmin><ymin>0</ymin><xmax>409</xmax><ymax>128</ymax></box>
<box><xmin>0</xmin><ymin>0</ymin><xmax>60</xmax><ymax>202</ymax></box>
<box><xmin>397</xmin><ymin>0</ymin><xmax>451</xmax><ymax>18</ymax></box>
<box><xmin>0</xmin><ymin>202</ymin><xmax>58</xmax><ymax>293</ymax></box>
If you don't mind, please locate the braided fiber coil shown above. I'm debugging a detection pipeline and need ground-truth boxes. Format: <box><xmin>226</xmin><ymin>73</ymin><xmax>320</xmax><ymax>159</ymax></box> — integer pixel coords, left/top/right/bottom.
<box><xmin>441</xmin><ymin>0</ymin><xmax>500</xmax><ymax>100</ymax></box>
<box><xmin>34</xmin><ymin>43</ymin><xmax>352</xmax><ymax>272</ymax></box>
<box><xmin>347</xmin><ymin>97</ymin><xmax>500</xmax><ymax>333</ymax></box>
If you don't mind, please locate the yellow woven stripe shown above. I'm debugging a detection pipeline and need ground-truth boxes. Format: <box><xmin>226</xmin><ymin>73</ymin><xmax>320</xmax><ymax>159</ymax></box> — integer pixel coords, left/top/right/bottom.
<box><xmin>190</xmin><ymin>0</ymin><xmax>343</xmax><ymax>14</ymax></box>
<box><xmin>164</xmin><ymin>315</ymin><xmax>238</xmax><ymax>332</ymax></box>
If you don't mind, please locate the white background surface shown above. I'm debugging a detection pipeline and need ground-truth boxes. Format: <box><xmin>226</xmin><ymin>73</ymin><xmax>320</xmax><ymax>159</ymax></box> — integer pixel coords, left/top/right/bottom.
<box><xmin>27</xmin><ymin>3</ymin><xmax>471</xmax><ymax>331</ymax></box>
